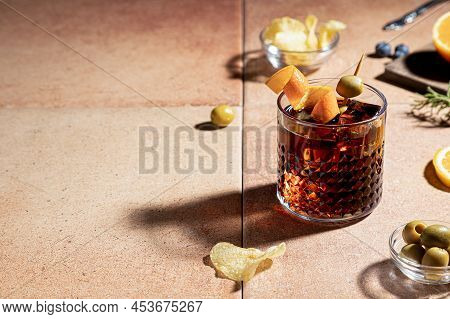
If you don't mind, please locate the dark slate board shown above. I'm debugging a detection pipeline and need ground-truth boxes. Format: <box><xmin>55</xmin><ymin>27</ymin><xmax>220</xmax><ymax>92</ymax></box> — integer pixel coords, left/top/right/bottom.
<box><xmin>383</xmin><ymin>44</ymin><xmax>449</xmax><ymax>93</ymax></box>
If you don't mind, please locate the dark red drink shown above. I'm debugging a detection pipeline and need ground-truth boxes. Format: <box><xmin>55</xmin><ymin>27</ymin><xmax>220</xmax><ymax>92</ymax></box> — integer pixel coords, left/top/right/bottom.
<box><xmin>277</xmin><ymin>80</ymin><xmax>387</xmax><ymax>223</ymax></box>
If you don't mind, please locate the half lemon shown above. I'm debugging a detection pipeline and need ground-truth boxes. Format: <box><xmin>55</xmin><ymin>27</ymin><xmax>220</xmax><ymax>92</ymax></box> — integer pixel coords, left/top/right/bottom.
<box><xmin>433</xmin><ymin>146</ymin><xmax>450</xmax><ymax>187</ymax></box>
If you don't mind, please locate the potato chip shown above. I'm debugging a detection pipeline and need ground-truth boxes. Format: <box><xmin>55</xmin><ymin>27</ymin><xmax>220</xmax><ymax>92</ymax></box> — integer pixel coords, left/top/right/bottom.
<box><xmin>263</xmin><ymin>15</ymin><xmax>346</xmax><ymax>58</ymax></box>
<box><xmin>305</xmin><ymin>14</ymin><xmax>318</xmax><ymax>32</ymax></box>
<box><xmin>273</xmin><ymin>31</ymin><xmax>307</xmax><ymax>51</ymax></box>
<box><xmin>279</xmin><ymin>16</ymin><xmax>306</xmax><ymax>33</ymax></box>
<box><xmin>325</xmin><ymin>20</ymin><xmax>347</xmax><ymax>32</ymax></box>
<box><xmin>210</xmin><ymin>242</ymin><xmax>286</xmax><ymax>282</ymax></box>
<box><xmin>318</xmin><ymin>26</ymin><xmax>331</xmax><ymax>49</ymax></box>
<box><xmin>264</xmin><ymin>17</ymin><xmax>306</xmax><ymax>43</ymax></box>
<box><xmin>305</xmin><ymin>15</ymin><xmax>318</xmax><ymax>50</ymax></box>
<box><xmin>319</xmin><ymin>20</ymin><xmax>346</xmax><ymax>49</ymax></box>
<box><xmin>284</xmin><ymin>52</ymin><xmax>314</xmax><ymax>67</ymax></box>
<box><xmin>263</xmin><ymin>18</ymin><xmax>283</xmax><ymax>43</ymax></box>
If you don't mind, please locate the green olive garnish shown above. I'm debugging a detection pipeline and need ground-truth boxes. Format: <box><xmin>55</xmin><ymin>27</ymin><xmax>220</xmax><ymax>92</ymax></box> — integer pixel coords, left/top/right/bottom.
<box><xmin>400</xmin><ymin>244</ymin><xmax>425</xmax><ymax>264</ymax></box>
<box><xmin>336</xmin><ymin>75</ymin><xmax>363</xmax><ymax>98</ymax></box>
<box><xmin>420</xmin><ymin>224</ymin><xmax>450</xmax><ymax>249</ymax></box>
<box><xmin>211</xmin><ymin>104</ymin><xmax>235</xmax><ymax>127</ymax></box>
<box><xmin>422</xmin><ymin>247</ymin><xmax>449</xmax><ymax>267</ymax></box>
<box><xmin>402</xmin><ymin>220</ymin><xmax>427</xmax><ymax>244</ymax></box>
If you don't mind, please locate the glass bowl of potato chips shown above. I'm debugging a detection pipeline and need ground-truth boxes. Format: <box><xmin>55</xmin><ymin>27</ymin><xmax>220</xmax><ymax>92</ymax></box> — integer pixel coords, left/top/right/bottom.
<box><xmin>261</xmin><ymin>16</ymin><xmax>345</xmax><ymax>73</ymax></box>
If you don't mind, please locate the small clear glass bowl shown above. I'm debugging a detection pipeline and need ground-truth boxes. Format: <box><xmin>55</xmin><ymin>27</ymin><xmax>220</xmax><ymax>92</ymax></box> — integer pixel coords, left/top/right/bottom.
<box><xmin>389</xmin><ymin>220</ymin><xmax>450</xmax><ymax>285</ymax></box>
<box><xmin>260</xmin><ymin>28</ymin><xmax>339</xmax><ymax>73</ymax></box>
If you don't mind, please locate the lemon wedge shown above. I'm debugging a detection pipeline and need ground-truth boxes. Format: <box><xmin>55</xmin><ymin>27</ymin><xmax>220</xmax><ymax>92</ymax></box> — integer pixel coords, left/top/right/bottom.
<box><xmin>433</xmin><ymin>146</ymin><xmax>450</xmax><ymax>187</ymax></box>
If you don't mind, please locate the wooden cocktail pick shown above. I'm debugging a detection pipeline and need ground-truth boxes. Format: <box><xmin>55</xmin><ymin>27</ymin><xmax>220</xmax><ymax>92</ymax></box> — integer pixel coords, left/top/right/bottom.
<box><xmin>338</xmin><ymin>53</ymin><xmax>365</xmax><ymax>106</ymax></box>
<box><xmin>353</xmin><ymin>53</ymin><xmax>365</xmax><ymax>76</ymax></box>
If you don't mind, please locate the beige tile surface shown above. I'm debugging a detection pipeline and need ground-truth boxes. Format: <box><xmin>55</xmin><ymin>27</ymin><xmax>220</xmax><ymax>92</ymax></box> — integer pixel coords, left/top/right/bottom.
<box><xmin>0</xmin><ymin>106</ymin><xmax>242</xmax><ymax>298</ymax></box>
<box><xmin>1</xmin><ymin>0</ymin><xmax>449</xmax><ymax>300</ymax></box>
<box><xmin>243</xmin><ymin>0</ymin><xmax>450</xmax><ymax>298</ymax></box>
<box><xmin>0</xmin><ymin>0</ymin><xmax>242</xmax><ymax>108</ymax></box>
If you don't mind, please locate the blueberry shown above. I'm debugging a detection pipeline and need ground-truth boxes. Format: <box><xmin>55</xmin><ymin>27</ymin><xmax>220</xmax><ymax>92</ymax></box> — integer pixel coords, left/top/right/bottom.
<box><xmin>393</xmin><ymin>49</ymin><xmax>408</xmax><ymax>59</ymax></box>
<box><xmin>375</xmin><ymin>42</ymin><xmax>391</xmax><ymax>57</ymax></box>
<box><xmin>393</xmin><ymin>44</ymin><xmax>409</xmax><ymax>59</ymax></box>
<box><xmin>395</xmin><ymin>44</ymin><xmax>409</xmax><ymax>54</ymax></box>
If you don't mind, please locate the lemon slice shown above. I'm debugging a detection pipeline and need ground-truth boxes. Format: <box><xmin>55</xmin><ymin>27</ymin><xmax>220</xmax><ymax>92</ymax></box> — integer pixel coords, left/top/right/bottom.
<box><xmin>433</xmin><ymin>146</ymin><xmax>450</xmax><ymax>187</ymax></box>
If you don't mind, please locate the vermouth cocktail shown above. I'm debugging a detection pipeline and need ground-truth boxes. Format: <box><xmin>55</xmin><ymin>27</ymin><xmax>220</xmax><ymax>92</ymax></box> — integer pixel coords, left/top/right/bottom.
<box><xmin>267</xmin><ymin>63</ymin><xmax>387</xmax><ymax>223</ymax></box>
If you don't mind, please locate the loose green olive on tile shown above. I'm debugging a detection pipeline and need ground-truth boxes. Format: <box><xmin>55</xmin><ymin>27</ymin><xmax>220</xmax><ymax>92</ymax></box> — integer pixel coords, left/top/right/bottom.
<box><xmin>211</xmin><ymin>104</ymin><xmax>235</xmax><ymax>127</ymax></box>
<box><xmin>400</xmin><ymin>244</ymin><xmax>426</xmax><ymax>264</ymax></box>
<box><xmin>402</xmin><ymin>220</ymin><xmax>427</xmax><ymax>244</ymax></box>
<box><xmin>420</xmin><ymin>224</ymin><xmax>450</xmax><ymax>249</ymax></box>
<box><xmin>336</xmin><ymin>75</ymin><xmax>364</xmax><ymax>98</ymax></box>
<box><xmin>421</xmin><ymin>247</ymin><xmax>450</xmax><ymax>267</ymax></box>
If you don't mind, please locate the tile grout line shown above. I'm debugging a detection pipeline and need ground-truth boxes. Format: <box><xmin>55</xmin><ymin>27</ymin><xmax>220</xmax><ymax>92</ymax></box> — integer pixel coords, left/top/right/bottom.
<box><xmin>240</xmin><ymin>0</ymin><xmax>246</xmax><ymax>300</ymax></box>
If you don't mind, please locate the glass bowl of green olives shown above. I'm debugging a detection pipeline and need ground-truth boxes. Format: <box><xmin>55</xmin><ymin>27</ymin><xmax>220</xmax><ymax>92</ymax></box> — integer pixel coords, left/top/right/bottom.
<box><xmin>389</xmin><ymin>220</ymin><xmax>450</xmax><ymax>285</ymax></box>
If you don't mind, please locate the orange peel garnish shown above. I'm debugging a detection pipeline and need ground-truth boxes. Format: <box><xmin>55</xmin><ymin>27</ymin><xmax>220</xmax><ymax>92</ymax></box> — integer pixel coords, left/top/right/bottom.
<box><xmin>265</xmin><ymin>65</ymin><xmax>309</xmax><ymax>110</ymax></box>
<box><xmin>302</xmin><ymin>85</ymin><xmax>334</xmax><ymax>111</ymax></box>
<box><xmin>311</xmin><ymin>90</ymin><xmax>339</xmax><ymax>123</ymax></box>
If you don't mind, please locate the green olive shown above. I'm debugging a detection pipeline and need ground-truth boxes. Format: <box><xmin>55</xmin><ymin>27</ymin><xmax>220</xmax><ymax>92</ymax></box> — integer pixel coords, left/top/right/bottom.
<box><xmin>422</xmin><ymin>247</ymin><xmax>449</xmax><ymax>267</ymax></box>
<box><xmin>400</xmin><ymin>244</ymin><xmax>425</xmax><ymax>264</ymax></box>
<box><xmin>336</xmin><ymin>75</ymin><xmax>364</xmax><ymax>98</ymax></box>
<box><xmin>420</xmin><ymin>224</ymin><xmax>450</xmax><ymax>249</ymax></box>
<box><xmin>211</xmin><ymin>104</ymin><xmax>235</xmax><ymax>127</ymax></box>
<box><xmin>402</xmin><ymin>220</ymin><xmax>427</xmax><ymax>244</ymax></box>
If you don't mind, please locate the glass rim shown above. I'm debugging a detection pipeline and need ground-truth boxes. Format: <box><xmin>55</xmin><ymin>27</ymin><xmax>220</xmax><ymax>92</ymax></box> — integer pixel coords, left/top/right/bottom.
<box><xmin>259</xmin><ymin>27</ymin><xmax>340</xmax><ymax>54</ymax></box>
<box><xmin>277</xmin><ymin>78</ymin><xmax>388</xmax><ymax>128</ymax></box>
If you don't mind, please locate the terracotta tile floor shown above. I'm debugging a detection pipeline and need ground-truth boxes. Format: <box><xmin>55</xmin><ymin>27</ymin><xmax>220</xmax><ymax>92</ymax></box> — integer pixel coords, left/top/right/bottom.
<box><xmin>0</xmin><ymin>0</ymin><xmax>242</xmax><ymax>107</ymax></box>
<box><xmin>0</xmin><ymin>107</ymin><xmax>242</xmax><ymax>298</ymax></box>
<box><xmin>0</xmin><ymin>0</ymin><xmax>449</xmax><ymax>298</ymax></box>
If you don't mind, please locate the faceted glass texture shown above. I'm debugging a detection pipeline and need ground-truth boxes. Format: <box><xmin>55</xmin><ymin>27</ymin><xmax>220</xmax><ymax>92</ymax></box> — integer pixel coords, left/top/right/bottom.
<box><xmin>277</xmin><ymin>79</ymin><xmax>387</xmax><ymax>223</ymax></box>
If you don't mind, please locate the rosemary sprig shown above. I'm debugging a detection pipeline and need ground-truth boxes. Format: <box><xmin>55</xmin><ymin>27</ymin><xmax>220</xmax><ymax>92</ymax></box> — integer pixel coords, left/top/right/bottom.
<box><xmin>411</xmin><ymin>82</ymin><xmax>450</xmax><ymax>125</ymax></box>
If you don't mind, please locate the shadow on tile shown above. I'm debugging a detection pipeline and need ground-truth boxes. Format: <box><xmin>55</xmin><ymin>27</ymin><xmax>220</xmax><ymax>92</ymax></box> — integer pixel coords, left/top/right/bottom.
<box><xmin>227</xmin><ymin>50</ymin><xmax>274</xmax><ymax>83</ymax></box>
<box><xmin>127</xmin><ymin>183</ymin><xmax>335</xmax><ymax>256</ymax></box>
<box><xmin>424</xmin><ymin>160</ymin><xmax>450</xmax><ymax>193</ymax></box>
<box><xmin>244</xmin><ymin>183</ymin><xmax>348</xmax><ymax>247</ymax></box>
<box><xmin>401</xmin><ymin>108</ymin><xmax>450</xmax><ymax>128</ymax></box>
<box><xmin>226</xmin><ymin>50</ymin><xmax>319</xmax><ymax>83</ymax></box>
<box><xmin>194</xmin><ymin>121</ymin><xmax>223</xmax><ymax>131</ymax></box>
<box><xmin>358</xmin><ymin>259</ymin><xmax>450</xmax><ymax>299</ymax></box>
<box><xmin>128</xmin><ymin>191</ymin><xmax>242</xmax><ymax>253</ymax></box>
